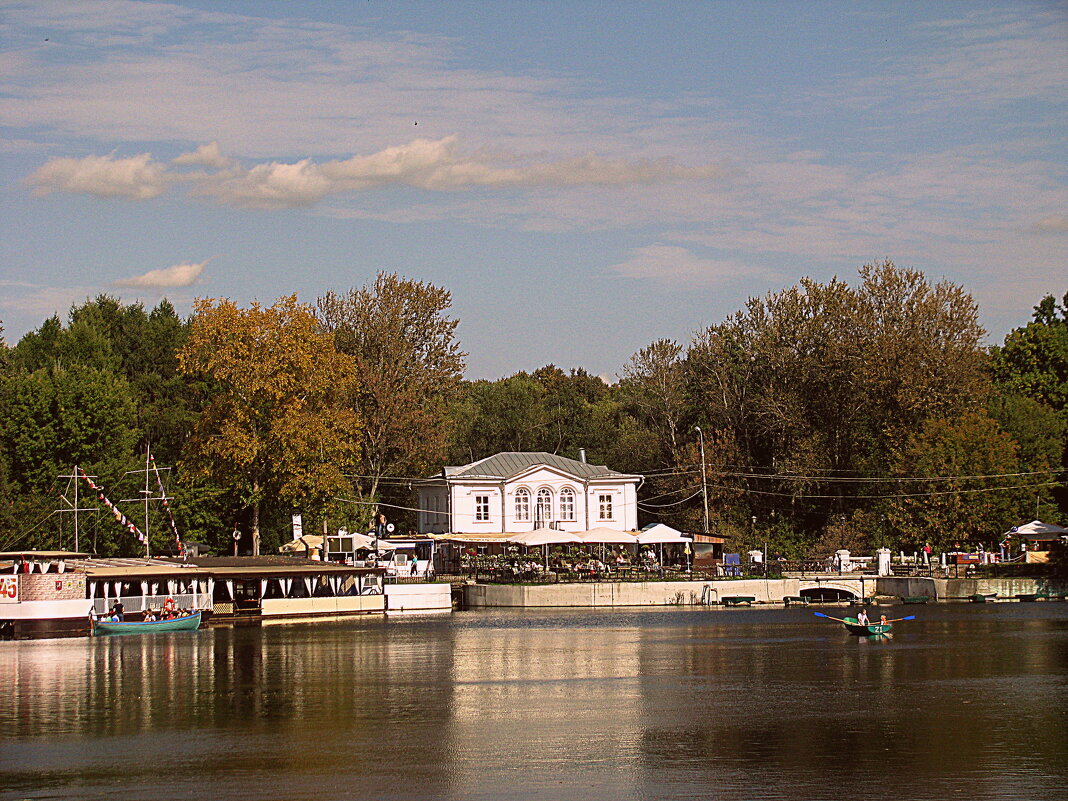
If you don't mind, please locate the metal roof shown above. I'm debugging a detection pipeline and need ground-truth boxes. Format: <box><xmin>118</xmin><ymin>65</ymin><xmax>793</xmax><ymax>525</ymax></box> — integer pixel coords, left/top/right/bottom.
<box><xmin>446</xmin><ymin>451</ymin><xmax>633</xmax><ymax>481</ymax></box>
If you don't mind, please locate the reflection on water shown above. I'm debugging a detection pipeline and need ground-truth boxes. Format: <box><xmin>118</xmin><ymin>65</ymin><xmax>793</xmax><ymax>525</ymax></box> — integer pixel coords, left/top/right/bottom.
<box><xmin>2</xmin><ymin>604</ymin><xmax>1066</xmax><ymax>800</ymax></box>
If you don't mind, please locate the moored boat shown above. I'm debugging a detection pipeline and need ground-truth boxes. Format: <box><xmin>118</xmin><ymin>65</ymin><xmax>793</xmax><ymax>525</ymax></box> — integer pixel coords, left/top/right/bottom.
<box><xmin>92</xmin><ymin>611</ymin><xmax>201</xmax><ymax>636</ymax></box>
<box><xmin>969</xmin><ymin>593</ymin><xmax>998</xmax><ymax>603</ymax></box>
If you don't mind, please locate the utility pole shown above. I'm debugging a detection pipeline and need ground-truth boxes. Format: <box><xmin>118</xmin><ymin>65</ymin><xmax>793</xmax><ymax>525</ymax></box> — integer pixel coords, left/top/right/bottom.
<box><xmin>695</xmin><ymin>426</ymin><xmax>709</xmax><ymax>534</ymax></box>
<box><xmin>143</xmin><ymin>445</ymin><xmax>152</xmax><ymax>558</ymax></box>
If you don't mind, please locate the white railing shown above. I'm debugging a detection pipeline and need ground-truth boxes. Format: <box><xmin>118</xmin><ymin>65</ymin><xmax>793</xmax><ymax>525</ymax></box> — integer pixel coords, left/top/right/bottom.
<box><xmin>92</xmin><ymin>592</ymin><xmax>211</xmax><ymax>616</ymax></box>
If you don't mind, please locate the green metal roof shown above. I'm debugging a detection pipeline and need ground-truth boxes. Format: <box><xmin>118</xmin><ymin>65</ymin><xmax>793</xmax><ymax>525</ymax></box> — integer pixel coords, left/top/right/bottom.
<box><xmin>446</xmin><ymin>451</ymin><xmax>631</xmax><ymax>480</ymax></box>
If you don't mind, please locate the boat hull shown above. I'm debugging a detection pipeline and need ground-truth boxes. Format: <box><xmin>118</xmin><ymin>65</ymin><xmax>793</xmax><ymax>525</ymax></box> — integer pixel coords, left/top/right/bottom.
<box><xmin>92</xmin><ymin>612</ymin><xmax>201</xmax><ymax>636</ymax></box>
<box><xmin>843</xmin><ymin>617</ymin><xmax>892</xmax><ymax>636</ymax></box>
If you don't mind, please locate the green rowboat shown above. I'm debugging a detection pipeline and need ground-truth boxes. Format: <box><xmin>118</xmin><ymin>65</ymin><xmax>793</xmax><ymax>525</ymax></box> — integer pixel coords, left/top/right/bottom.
<box><xmin>843</xmin><ymin>616</ymin><xmax>892</xmax><ymax>636</ymax></box>
<box><xmin>92</xmin><ymin>611</ymin><xmax>201</xmax><ymax>636</ymax></box>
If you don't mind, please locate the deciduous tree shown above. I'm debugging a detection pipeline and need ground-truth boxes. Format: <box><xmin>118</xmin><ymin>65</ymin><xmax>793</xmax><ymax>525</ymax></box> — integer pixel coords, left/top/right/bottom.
<box><xmin>178</xmin><ymin>295</ymin><xmax>361</xmax><ymax>555</ymax></box>
<box><xmin>318</xmin><ymin>274</ymin><xmax>464</xmax><ymax>529</ymax></box>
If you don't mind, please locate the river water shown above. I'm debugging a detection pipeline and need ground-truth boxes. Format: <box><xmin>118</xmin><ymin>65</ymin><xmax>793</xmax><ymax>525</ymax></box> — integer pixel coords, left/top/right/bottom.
<box><xmin>1</xmin><ymin>603</ymin><xmax>1066</xmax><ymax>801</ymax></box>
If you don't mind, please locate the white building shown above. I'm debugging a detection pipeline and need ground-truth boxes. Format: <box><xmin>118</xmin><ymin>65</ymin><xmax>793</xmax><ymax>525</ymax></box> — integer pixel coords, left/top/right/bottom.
<box><xmin>416</xmin><ymin>452</ymin><xmax>643</xmax><ymax>535</ymax></box>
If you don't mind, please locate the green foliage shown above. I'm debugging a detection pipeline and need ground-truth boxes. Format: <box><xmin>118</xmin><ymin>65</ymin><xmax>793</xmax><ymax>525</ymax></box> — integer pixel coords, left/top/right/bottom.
<box><xmin>992</xmin><ymin>292</ymin><xmax>1068</xmax><ymax>415</ymax></box>
<box><xmin>684</xmin><ymin>262</ymin><xmax>992</xmax><ymax>552</ymax></box>
<box><xmin>0</xmin><ymin>269</ymin><xmax>1059</xmax><ymax>560</ymax></box>
<box><xmin>887</xmin><ymin>411</ymin><xmax>1023</xmax><ymax>549</ymax></box>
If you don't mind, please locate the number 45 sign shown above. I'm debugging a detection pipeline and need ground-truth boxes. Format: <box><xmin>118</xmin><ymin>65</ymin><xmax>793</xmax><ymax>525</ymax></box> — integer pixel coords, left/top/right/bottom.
<box><xmin>0</xmin><ymin>576</ymin><xmax>18</xmax><ymax>603</ymax></box>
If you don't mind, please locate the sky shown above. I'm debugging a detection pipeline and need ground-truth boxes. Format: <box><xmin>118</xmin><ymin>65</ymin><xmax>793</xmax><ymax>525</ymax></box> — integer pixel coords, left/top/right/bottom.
<box><xmin>1</xmin><ymin>1</ymin><xmax>1066</xmax><ymax>379</ymax></box>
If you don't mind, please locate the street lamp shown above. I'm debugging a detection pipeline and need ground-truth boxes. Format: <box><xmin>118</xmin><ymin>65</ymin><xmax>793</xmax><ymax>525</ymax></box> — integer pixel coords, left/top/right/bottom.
<box><xmin>694</xmin><ymin>426</ymin><xmax>709</xmax><ymax>534</ymax></box>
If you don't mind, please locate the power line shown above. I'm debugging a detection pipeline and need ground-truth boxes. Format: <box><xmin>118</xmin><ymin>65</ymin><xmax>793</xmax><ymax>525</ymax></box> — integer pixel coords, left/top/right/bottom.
<box><xmin>709</xmin><ymin>480</ymin><xmax>1062</xmax><ymax>500</ymax></box>
<box><xmin>638</xmin><ymin>490</ymin><xmax>704</xmax><ymax>509</ymax></box>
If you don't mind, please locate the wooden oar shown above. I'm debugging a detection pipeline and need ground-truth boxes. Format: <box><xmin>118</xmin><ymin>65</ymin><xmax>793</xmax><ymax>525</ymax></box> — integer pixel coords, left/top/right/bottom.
<box><xmin>813</xmin><ymin>611</ymin><xmax>851</xmax><ymax>624</ymax></box>
<box><xmin>882</xmin><ymin>615</ymin><xmax>916</xmax><ymax>623</ymax></box>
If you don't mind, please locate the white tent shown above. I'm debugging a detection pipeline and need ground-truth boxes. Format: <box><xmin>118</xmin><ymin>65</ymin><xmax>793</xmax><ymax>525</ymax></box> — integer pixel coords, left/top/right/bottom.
<box><xmin>278</xmin><ymin>535</ymin><xmax>324</xmax><ymax>554</ymax></box>
<box><xmin>636</xmin><ymin>524</ymin><xmax>691</xmax><ymax>544</ymax></box>
<box><xmin>509</xmin><ymin>528</ymin><xmax>584</xmax><ymax>546</ymax></box>
<box><xmin>347</xmin><ymin>532</ymin><xmax>376</xmax><ymax>549</ymax></box>
<box><xmin>1009</xmin><ymin>520</ymin><xmax>1067</xmax><ymax>536</ymax></box>
<box><xmin>578</xmin><ymin>527</ymin><xmax>638</xmax><ymax>544</ymax></box>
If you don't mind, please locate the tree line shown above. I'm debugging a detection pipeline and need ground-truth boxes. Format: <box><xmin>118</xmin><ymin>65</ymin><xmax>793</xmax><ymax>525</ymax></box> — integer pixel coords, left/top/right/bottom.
<box><xmin>0</xmin><ymin>262</ymin><xmax>1064</xmax><ymax>558</ymax></box>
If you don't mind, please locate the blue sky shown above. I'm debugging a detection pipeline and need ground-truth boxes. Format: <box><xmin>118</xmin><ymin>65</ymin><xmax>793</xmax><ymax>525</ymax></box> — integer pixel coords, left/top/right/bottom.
<box><xmin>1</xmin><ymin>1</ymin><xmax>1066</xmax><ymax>379</ymax></box>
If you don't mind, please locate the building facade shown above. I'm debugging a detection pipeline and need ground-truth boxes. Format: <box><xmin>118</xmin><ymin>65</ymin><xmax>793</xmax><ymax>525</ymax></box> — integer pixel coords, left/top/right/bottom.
<box><xmin>416</xmin><ymin>452</ymin><xmax>643</xmax><ymax>534</ymax></box>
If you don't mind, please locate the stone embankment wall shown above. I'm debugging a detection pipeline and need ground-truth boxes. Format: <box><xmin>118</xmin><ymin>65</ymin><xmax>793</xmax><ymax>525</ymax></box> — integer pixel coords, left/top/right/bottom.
<box><xmin>463</xmin><ymin>575</ymin><xmax>1066</xmax><ymax>608</ymax></box>
<box><xmin>876</xmin><ymin>576</ymin><xmax>1060</xmax><ymax>600</ymax></box>
<box><xmin>465</xmin><ymin>578</ymin><xmax>800</xmax><ymax>608</ymax></box>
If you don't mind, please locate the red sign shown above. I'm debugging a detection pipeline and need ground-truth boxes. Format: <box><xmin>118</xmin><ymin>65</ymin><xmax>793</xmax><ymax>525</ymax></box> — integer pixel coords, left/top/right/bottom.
<box><xmin>0</xmin><ymin>576</ymin><xmax>17</xmax><ymax>603</ymax></box>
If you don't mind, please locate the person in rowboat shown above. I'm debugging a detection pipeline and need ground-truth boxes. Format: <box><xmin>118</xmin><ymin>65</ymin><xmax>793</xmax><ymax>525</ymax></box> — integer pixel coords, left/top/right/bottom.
<box><xmin>856</xmin><ymin>609</ymin><xmax>870</xmax><ymax>625</ymax></box>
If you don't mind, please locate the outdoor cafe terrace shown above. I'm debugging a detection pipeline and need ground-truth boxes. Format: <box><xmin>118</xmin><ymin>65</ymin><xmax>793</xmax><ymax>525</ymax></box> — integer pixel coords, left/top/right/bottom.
<box><xmin>429</xmin><ymin>527</ymin><xmax>720</xmax><ymax>583</ymax></box>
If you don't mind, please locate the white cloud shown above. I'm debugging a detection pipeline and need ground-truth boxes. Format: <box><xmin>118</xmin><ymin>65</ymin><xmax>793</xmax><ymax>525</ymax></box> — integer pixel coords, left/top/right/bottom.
<box><xmin>1033</xmin><ymin>214</ymin><xmax>1068</xmax><ymax>233</ymax></box>
<box><xmin>28</xmin><ymin>137</ymin><xmax>723</xmax><ymax>208</ymax></box>
<box><xmin>25</xmin><ymin>152</ymin><xmax>169</xmax><ymax>199</ymax></box>
<box><xmin>609</xmin><ymin>245</ymin><xmax>772</xmax><ymax>287</ymax></box>
<box><xmin>172</xmin><ymin>141</ymin><xmax>231</xmax><ymax>169</ymax></box>
<box><xmin>114</xmin><ymin>259</ymin><xmax>208</xmax><ymax>289</ymax></box>
<box><xmin>0</xmin><ymin>283</ymin><xmax>97</xmax><ymax>323</ymax></box>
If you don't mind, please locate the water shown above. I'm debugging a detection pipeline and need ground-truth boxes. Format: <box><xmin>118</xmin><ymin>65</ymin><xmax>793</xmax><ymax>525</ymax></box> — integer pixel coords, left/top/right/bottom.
<box><xmin>2</xmin><ymin>604</ymin><xmax>1066</xmax><ymax>801</ymax></box>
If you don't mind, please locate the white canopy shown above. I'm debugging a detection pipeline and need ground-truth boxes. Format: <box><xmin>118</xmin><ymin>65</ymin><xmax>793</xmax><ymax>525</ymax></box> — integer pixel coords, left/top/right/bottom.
<box><xmin>578</xmin><ymin>527</ymin><xmax>638</xmax><ymax>544</ymax></box>
<box><xmin>347</xmin><ymin>532</ymin><xmax>377</xmax><ymax>549</ymax></box>
<box><xmin>1009</xmin><ymin>520</ymin><xmax>1067</xmax><ymax>537</ymax></box>
<box><xmin>509</xmin><ymin>528</ymin><xmax>585</xmax><ymax>546</ymax></box>
<box><xmin>278</xmin><ymin>535</ymin><xmax>323</xmax><ymax>554</ymax></box>
<box><xmin>636</xmin><ymin>524</ymin><xmax>691</xmax><ymax>544</ymax></box>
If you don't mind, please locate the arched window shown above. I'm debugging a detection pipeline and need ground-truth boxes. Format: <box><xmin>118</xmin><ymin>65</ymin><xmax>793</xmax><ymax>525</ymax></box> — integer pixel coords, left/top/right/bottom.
<box><xmin>515</xmin><ymin>488</ymin><xmax>531</xmax><ymax>522</ymax></box>
<box><xmin>535</xmin><ymin>488</ymin><xmax>553</xmax><ymax>526</ymax></box>
<box><xmin>559</xmin><ymin>487</ymin><xmax>576</xmax><ymax>521</ymax></box>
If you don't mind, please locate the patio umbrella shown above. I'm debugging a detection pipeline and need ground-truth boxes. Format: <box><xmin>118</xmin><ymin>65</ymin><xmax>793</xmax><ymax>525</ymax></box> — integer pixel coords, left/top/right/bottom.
<box><xmin>508</xmin><ymin>528</ymin><xmax>584</xmax><ymax>546</ymax></box>
<box><xmin>578</xmin><ymin>527</ymin><xmax>638</xmax><ymax>544</ymax></box>
<box><xmin>637</xmin><ymin>524</ymin><xmax>692</xmax><ymax>567</ymax></box>
<box><xmin>636</xmin><ymin>524</ymin><xmax>690</xmax><ymax>544</ymax></box>
<box><xmin>579</xmin><ymin>527</ymin><xmax>638</xmax><ymax>564</ymax></box>
<box><xmin>508</xmin><ymin>528</ymin><xmax>584</xmax><ymax>570</ymax></box>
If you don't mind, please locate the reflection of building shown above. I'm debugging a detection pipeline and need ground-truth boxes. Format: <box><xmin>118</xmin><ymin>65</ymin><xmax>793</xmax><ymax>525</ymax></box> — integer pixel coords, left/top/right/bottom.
<box><xmin>416</xmin><ymin>452</ymin><xmax>642</xmax><ymax>534</ymax></box>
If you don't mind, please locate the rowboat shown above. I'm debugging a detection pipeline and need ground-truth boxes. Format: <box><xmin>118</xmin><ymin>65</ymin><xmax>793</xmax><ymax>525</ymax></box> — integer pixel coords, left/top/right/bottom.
<box><xmin>814</xmin><ymin>611</ymin><xmax>912</xmax><ymax>635</ymax></box>
<box><xmin>92</xmin><ymin>611</ymin><xmax>201</xmax><ymax>636</ymax></box>
<box><xmin>899</xmin><ymin>595</ymin><xmax>930</xmax><ymax>604</ymax></box>
<box><xmin>843</xmin><ymin>616</ymin><xmax>892</xmax><ymax>636</ymax></box>
<box><xmin>969</xmin><ymin>593</ymin><xmax>998</xmax><ymax>603</ymax></box>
